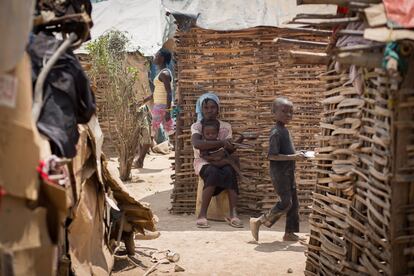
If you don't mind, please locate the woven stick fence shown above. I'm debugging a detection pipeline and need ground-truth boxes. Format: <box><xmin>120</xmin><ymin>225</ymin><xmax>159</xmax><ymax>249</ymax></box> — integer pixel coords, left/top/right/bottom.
<box><xmin>78</xmin><ymin>53</ymin><xmax>151</xmax><ymax>158</ymax></box>
<box><xmin>300</xmin><ymin>1</ymin><xmax>414</xmax><ymax>274</ymax></box>
<box><xmin>306</xmin><ymin>53</ymin><xmax>414</xmax><ymax>276</ymax></box>
<box><xmin>171</xmin><ymin>26</ymin><xmax>327</xmax><ymax>215</ymax></box>
<box><xmin>271</xmin><ymin>35</ymin><xmax>327</xmax><ymax>216</ymax></box>
<box><xmin>305</xmin><ymin>65</ymin><xmax>362</xmax><ymax>275</ymax></box>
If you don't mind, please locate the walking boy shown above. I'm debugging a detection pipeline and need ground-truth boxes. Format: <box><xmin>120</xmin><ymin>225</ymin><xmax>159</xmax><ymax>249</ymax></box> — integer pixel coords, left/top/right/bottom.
<box><xmin>250</xmin><ymin>97</ymin><xmax>306</xmax><ymax>242</ymax></box>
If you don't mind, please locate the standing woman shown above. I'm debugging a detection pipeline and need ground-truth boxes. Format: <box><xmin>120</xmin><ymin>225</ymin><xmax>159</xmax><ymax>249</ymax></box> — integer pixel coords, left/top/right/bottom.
<box><xmin>151</xmin><ymin>49</ymin><xmax>174</xmax><ymax>142</ymax></box>
<box><xmin>191</xmin><ymin>93</ymin><xmax>243</xmax><ymax>228</ymax></box>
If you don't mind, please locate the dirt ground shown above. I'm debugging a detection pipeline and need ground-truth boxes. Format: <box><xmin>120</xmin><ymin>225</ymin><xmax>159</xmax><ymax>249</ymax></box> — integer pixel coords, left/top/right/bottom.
<box><xmin>113</xmin><ymin>152</ymin><xmax>309</xmax><ymax>276</ymax></box>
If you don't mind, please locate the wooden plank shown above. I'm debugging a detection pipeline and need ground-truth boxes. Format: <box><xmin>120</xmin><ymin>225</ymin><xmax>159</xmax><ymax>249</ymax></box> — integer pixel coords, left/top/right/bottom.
<box><xmin>274</xmin><ymin>37</ymin><xmax>328</xmax><ymax>47</ymax></box>
<box><xmin>335</xmin><ymin>52</ymin><xmax>382</xmax><ymax>68</ymax></box>
<box><xmin>288</xmin><ymin>50</ymin><xmax>329</xmax><ymax>65</ymax></box>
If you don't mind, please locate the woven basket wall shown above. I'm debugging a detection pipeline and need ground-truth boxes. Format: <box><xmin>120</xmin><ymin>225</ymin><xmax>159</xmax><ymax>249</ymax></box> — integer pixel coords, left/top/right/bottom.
<box><xmin>171</xmin><ymin>26</ymin><xmax>327</xmax><ymax>215</ymax></box>
<box><xmin>304</xmin><ymin>39</ymin><xmax>414</xmax><ymax>276</ymax></box>
<box><xmin>78</xmin><ymin>53</ymin><xmax>151</xmax><ymax>158</ymax></box>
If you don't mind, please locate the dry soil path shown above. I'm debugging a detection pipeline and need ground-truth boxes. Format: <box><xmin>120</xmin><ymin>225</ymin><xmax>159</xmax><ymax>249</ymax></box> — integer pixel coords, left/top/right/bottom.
<box><xmin>115</xmin><ymin>152</ymin><xmax>309</xmax><ymax>276</ymax></box>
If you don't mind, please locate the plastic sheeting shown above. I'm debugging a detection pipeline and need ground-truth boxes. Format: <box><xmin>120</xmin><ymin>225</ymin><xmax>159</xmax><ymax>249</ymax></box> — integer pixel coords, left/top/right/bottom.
<box><xmin>383</xmin><ymin>0</ymin><xmax>414</xmax><ymax>28</ymax></box>
<box><xmin>86</xmin><ymin>0</ymin><xmax>335</xmax><ymax>55</ymax></box>
<box><xmin>163</xmin><ymin>0</ymin><xmax>336</xmax><ymax>30</ymax></box>
<box><xmin>88</xmin><ymin>0</ymin><xmax>175</xmax><ymax>56</ymax></box>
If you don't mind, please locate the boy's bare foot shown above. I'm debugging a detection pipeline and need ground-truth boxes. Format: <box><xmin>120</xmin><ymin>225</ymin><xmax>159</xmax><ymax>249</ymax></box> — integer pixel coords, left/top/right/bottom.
<box><xmin>283</xmin><ymin>232</ymin><xmax>304</xmax><ymax>241</ymax></box>
<box><xmin>249</xmin><ymin>217</ymin><xmax>262</xmax><ymax>241</ymax></box>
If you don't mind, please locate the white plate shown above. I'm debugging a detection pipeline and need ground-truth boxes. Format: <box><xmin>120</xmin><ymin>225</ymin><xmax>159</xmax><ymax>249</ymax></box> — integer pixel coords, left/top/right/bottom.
<box><xmin>303</xmin><ymin>151</ymin><xmax>315</xmax><ymax>158</ymax></box>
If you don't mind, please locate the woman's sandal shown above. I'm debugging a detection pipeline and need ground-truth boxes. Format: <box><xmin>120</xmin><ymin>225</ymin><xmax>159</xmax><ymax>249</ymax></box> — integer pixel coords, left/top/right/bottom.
<box><xmin>196</xmin><ymin>218</ymin><xmax>210</xmax><ymax>228</ymax></box>
<box><xmin>225</xmin><ymin>217</ymin><xmax>244</xmax><ymax>228</ymax></box>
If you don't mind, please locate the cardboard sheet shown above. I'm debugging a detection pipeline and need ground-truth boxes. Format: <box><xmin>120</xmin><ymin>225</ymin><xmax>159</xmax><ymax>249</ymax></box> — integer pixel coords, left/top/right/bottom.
<box><xmin>12</xmin><ymin>245</ymin><xmax>57</xmax><ymax>276</ymax></box>
<box><xmin>0</xmin><ymin>0</ymin><xmax>34</xmax><ymax>72</ymax></box>
<box><xmin>87</xmin><ymin>115</ymin><xmax>104</xmax><ymax>184</ymax></box>
<box><xmin>68</xmin><ymin>178</ymin><xmax>113</xmax><ymax>275</ymax></box>
<box><xmin>71</xmin><ymin>126</ymin><xmax>91</xmax><ymax>202</ymax></box>
<box><xmin>0</xmin><ymin>195</ymin><xmax>57</xmax><ymax>276</ymax></box>
<box><xmin>0</xmin><ymin>54</ymin><xmax>40</xmax><ymax>200</ymax></box>
<box><xmin>104</xmin><ymin>161</ymin><xmax>156</xmax><ymax>233</ymax></box>
<box><xmin>0</xmin><ymin>196</ymin><xmax>51</xmax><ymax>251</ymax></box>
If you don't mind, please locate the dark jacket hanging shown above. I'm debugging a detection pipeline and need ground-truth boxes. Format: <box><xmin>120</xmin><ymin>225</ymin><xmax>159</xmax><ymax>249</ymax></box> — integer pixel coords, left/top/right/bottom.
<box><xmin>28</xmin><ymin>32</ymin><xmax>96</xmax><ymax>158</ymax></box>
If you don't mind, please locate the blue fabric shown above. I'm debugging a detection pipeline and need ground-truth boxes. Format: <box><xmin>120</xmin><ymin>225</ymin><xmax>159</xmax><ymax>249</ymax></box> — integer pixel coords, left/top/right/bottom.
<box><xmin>195</xmin><ymin>92</ymin><xmax>220</xmax><ymax>121</ymax></box>
<box><xmin>156</xmin><ymin>124</ymin><xmax>168</xmax><ymax>144</ymax></box>
<box><xmin>382</xmin><ymin>42</ymin><xmax>407</xmax><ymax>73</ymax></box>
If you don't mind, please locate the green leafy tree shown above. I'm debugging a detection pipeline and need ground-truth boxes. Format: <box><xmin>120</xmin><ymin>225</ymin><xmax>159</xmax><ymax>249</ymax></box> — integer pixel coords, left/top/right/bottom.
<box><xmin>87</xmin><ymin>31</ymin><xmax>142</xmax><ymax>180</ymax></box>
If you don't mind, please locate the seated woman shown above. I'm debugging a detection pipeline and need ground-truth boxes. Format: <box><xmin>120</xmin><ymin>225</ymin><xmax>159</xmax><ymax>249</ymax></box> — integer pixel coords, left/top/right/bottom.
<box><xmin>191</xmin><ymin>92</ymin><xmax>243</xmax><ymax>228</ymax></box>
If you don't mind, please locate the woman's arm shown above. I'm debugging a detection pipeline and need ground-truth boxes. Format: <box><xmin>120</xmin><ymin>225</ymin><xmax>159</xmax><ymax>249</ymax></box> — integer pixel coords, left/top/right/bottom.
<box><xmin>223</xmin><ymin>123</ymin><xmax>236</xmax><ymax>153</ymax></box>
<box><xmin>201</xmin><ymin>148</ymin><xmax>226</xmax><ymax>162</ymax></box>
<box><xmin>159</xmin><ymin>71</ymin><xmax>172</xmax><ymax>120</ymax></box>
<box><xmin>142</xmin><ymin>94</ymin><xmax>153</xmax><ymax>104</ymax></box>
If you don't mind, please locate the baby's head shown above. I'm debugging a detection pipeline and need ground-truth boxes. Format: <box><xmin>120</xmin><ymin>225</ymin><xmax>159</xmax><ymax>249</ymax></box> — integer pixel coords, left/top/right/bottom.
<box><xmin>272</xmin><ymin>97</ymin><xmax>293</xmax><ymax>125</ymax></box>
<box><xmin>201</xmin><ymin>119</ymin><xmax>220</xmax><ymax>141</ymax></box>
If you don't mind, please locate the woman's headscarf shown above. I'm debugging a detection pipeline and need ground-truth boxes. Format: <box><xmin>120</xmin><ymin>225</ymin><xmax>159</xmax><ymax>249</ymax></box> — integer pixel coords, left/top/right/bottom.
<box><xmin>195</xmin><ymin>92</ymin><xmax>220</xmax><ymax>121</ymax></box>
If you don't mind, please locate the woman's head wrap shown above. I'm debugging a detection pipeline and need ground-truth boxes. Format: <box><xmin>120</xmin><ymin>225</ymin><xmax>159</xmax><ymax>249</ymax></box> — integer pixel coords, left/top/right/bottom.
<box><xmin>195</xmin><ymin>92</ymin><xmax>220</xmax><ymax>121</ymax></box>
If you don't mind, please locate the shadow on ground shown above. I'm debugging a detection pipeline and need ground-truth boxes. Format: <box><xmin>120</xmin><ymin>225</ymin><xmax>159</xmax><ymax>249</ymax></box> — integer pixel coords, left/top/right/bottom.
<box><xmin>254</xmin><ymin>240</ymin><xmax>305</xmax><ymax>253</ymax></box>
<box><xmin>139</xmin><ymin>188</ymin><xmax>310</xmax><ymax>235</ymax></box>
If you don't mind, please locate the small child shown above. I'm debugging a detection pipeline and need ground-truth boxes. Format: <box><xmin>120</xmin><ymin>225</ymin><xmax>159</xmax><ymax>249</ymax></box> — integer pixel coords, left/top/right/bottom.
<box><xmin>200</xmin><ymin>119</ymin><xmax>244</xmax><ymax>179</ymax></box>
<box><xmin>250</xmin><ymin>97</ymin><xmax>307</xmax><ymax>242</ymax></box>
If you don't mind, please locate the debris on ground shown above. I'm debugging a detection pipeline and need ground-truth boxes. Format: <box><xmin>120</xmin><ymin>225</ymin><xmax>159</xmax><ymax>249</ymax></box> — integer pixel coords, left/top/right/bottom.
<box><xmin>174</xmin><ymin>264</ymin><xmax>186</xmax><ymax>272</ymax></box>
<box><xmin>113</xmin><ymin>246</ymin><xmax>184</xmax><ymax>275</ymax></box>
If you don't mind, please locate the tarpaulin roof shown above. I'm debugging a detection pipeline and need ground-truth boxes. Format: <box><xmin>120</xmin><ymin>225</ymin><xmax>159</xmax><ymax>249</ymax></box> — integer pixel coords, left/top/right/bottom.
<box><xmin>162</xmin><ymin>0</ymin><xmax>336</xmax><ymax>30</ymax></box>
<box><xmin>85</xmin><ymin>0</ymin><xmax>336</xmax><ymax>56</ymax></box>
<box><xmin>84</xmin><ymin>0</ymin><xmax>176</xmax><ymax>56</ymax></box>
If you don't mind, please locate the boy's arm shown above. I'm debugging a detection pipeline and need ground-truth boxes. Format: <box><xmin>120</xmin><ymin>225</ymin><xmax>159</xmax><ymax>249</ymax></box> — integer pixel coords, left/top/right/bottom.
<box><xmin>267</xmin><ymin>129</ymin><xmax>307</xmax><ymax>161</ymax></box>
<box><xmin>268</xmin><ymin>153</ymin><xmax>306</xmax><ymax>161</ymax></box>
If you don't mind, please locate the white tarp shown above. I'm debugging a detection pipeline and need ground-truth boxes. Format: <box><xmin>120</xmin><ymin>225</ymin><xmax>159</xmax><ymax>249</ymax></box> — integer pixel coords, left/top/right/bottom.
<box><xmin>87</xmin><ymin>0</ymin><xmax>175</xmax><ymax>56</ymax></box>
<box><xmin>87</xmin><ymin>0</ymin><xmax>336</xmax><ymax>55</ymax></box>
<box><xmin>163</xmin><ymin>0</ymin><xmax>336</xmax><ymax>30</ymax></box>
